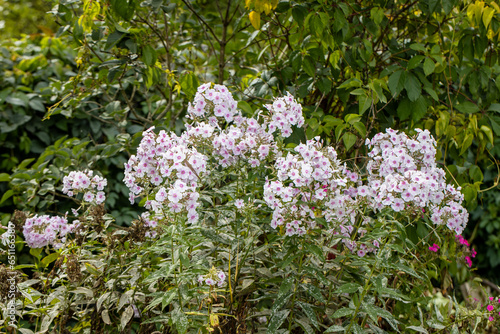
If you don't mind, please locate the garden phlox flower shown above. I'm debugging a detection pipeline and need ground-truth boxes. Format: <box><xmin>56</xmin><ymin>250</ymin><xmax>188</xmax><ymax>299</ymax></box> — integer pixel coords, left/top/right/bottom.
<box><xmin>22</xmin><ymin>214</ymin><xmax>78</xmax><ymax>248</ymax></box>
<box><xmin>366</xmin><ymin>128</ymin><xmax>468</xmax><ymax>234</ymax></box>
<box><xmin>62</xmin><ymin>170</ymin><xmax>107</xmax><ymax>205</ymax></box>
<box><xmin>198</xmin><ymin>267</ymin><xmax>226</xmax><ymax>287</ymax></box>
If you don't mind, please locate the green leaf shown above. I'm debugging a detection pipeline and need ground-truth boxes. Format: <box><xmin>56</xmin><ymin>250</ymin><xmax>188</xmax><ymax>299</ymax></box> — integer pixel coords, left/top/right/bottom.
<box><xmin>353</xmin><ymin>122</ymin><xmax>367</xmax><ymax>137</ymax></box>
<box><xmin>463</xmin><ymin>184</ymin><xmax>477</xmax><ymax>204</ymax></box>
<box><xmin>388</xmin><ymin>69</ymin><xmax>406</xmax><ymax>96</ymax></box>
<box><xmin>179</xmin><ymin>72</ymin><xmax>199</xmax><ymax>99</ymax></box>
<box><xmin>172</xmin><ymin>307</ymin><xmax>188</xmax><ymax>334</ymax></box>
<box><xmin>30</xmin><ymin>247</ymin><xmax>43</xmax><ymax>258</ymax></box>
<box><xmin>29</xmin><ymin>99</ymin><xmax>45</xmax><ymax>112</ymax></box>
<box><xmin>490</xmin><ymin>117</ymin><xmax>500</xmax><ymax>136</ymax></box>
<box><xmin>304</xmin><ymin>243</ymin><xmax>325</xmax><ymax>261</ymax></box>
<box><xmin>325</xmin><ymin>325</ymin><xmax>345</xmax><ymax>332</ymax></box>
<box><xmin>302</xmin><ymin>284</ymin><xmax>327</xmax><ymax>304</ymax></box>
<box><xmin>121</xmin><ymin>305</ymin><xmax>134</xmax><ymax>329</ymax></box>
<box><xmin>142</xmin><ymin>45</ymin><xmax>157</xmax><ymax>66</ymax></box>
<box><xmin>345</xmin><ymin>114</ymin><xmax>361</xmax><ymax>124</ymax></box>
<box><xmin>460</xmin><ymin>133</ymin><xmax>474</xmax><ymax>155</ymax></box>
<box><xmin>331</xmin><ymin>307</ymin><xmax>354</xmax><ymax>318</ymax></box>
<box><xmin>358</xmin><ymin>93</ymin><xmax>372</xmax><ymax>115</ymax></box>
<box><xmin>105</xmin><ymin>30</ymin><xmax>125</xmax><ymax>50</ymax></box>
<box><xmin>317</xmin><ymin>77</ymin><xmax>332</xmax><ymax>94</ymax></box>
<box><xmin>161</xmin><ymin>290</ymin><xmax>177</xmax><ymax>310</ymax></box>
<box><xmin>482</xmin><ymin>7</ymin><xmax>495</xmax><ymax>28</ymax></box>
<box><xmin>296</xmin><ymin>318</ymin><xmax>315</xmax><ymax>334</ymax></box>
<box><xmin>480</xmin><ymin>125</ymin><xmax>494</xmax><ymax>144</ymax></box>
<box><xmin>290</xmin><ymin>51</ymin><xmax>302</xmax><ymax>72</ymax></box>
<box><xmin>334</xmin><ymin>282</ymin><xmax>361</xmax><ymax>294</ymax></box>
<box><xmin>266</xmin><ymin>309</ymin><xmax>290</xmax><ymax>334</ymax></box>
<box><xmin>407</xmin><ymin>55</ymin><xmax>424</xmax><ymax>70</ymax></box>
<box><xmin>292</xmin><ymin>5</ymin><xmax>307</xmax><ymax>26</ymax></box>
<box><xmin>342</xmin><ymin>132</ymin><xmax>357</xmax><ymax>151</ymax></box>
<box><xmin>390</xmin><ymin>263</ymin><xmax>422</xmax><ymax>279</ymax></box>
<box><xmin>376</xmin><ymin>286</ymin><xmax>410</xmax><ymax>302</ymax></box>
<box><xmin>0</xmin><ymin>189</ymin><xmax>13</xmax><ymax>204</ymax></box>
<box><xmin>410</xmin><ymin>43</ymin><xmax>426</xmax><ymax>52</ymax></box>
<box><xmin>271</xmin><ymin>277</ymin><xmax>294</xmax><ymax>314</ymax></box>
<box><xmin>0</xmin><ymin>173</ymin><xmax>9</xmax><ymax>182</ymax></box>
<box><xmin>411</xmin><ymin>96</ymin><xmax>428</xmax><ymax>122</ymax></box>
<box><xmin>111</xmin><ymin>0</ymin><xmax>136</xmax><ymax>20</ymax></box>
<box><xmin>404</xmin><ymin>73</ymin><xmax>421</xmax><ymax>102</ymax></box>
<box><xmin>200</xmin><ymin>228</ymin><xmax>232</xmax><ymax>245</ymax></box>
<box><xmin>41</xmin><ymin>253</ymin><xmax>59</xmax><ymax>268</ymax></box>
<box><xmin>85</xmin><ymin>263</ymin><xmax>101</xmax><ymax>276</ymax></box>
<box><xmin>335</xmin><ymin>124</ymin><xmax>348</xmax><ymax>141</ymax></box>
<box><xmin>238</xmin><ymin>101</ymin><xmax>253</xmax><ymax>115</ymax></box>
<box><xmin>303</xmin><ymin>56</ymin><xmax>316</xmax><ymax>77</ymax></box>
<box><xmin>423</xmin><ymin>58</ymin><xmax>435</xmax><ymax>76</ymax></box>
<box><xmin>488</xmin><ymin>103</ymin><xmax>500</xmax><ymax>113</ymax></box>
<box><xmin>338</xmin><ymin>78</ymin><xmax>362</xmax><ymax>90</ymax></box>
<box><xmin>309</xmin><ymin>14</ymin><xmax>324</xmax><ymax>38</ymax></box>
<box><xmin>406</xmin><ymin>326</ymin><xmax>429</xmax><ymax>333</ymax></box>
<box><xmin>397</xmin><ymin>98</ymin><xmax>411</xmax><ymax>120</ymax></box>
<box><xmin>297</xmin><ymin>302</ymin><xmax>320</xmax><ymax>329</ymax></box>
<box><xmin>455</xmin><ymin>101</ymin><xmax>479</xmax><ymax>114</ymax></box>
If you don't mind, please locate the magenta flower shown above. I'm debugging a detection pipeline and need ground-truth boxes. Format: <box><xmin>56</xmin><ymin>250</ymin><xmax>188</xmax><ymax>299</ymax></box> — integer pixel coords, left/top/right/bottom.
<box><xmin>428</xmin><ymin>244</ymin><xmax>440</xmax><ymax>252</ymax></box>
<box><xmin>487</xmin><ymin>305</ymin><xmax>494</xmax><ymax>312</ymax></box>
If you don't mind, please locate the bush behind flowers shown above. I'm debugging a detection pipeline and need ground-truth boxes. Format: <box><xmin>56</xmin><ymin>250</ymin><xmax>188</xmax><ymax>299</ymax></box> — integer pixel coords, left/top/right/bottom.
<box><xmin>1</xmin><ymin>83</ymin><xmax>499</xmax><ymax>333</ymax></box>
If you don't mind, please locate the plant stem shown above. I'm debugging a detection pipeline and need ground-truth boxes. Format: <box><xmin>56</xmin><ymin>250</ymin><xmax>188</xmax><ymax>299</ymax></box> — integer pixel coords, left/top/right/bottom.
<box><xmin>288</xmin><ymin>249</ymin><xmax>305</xmax><ymax>331</ymax></box>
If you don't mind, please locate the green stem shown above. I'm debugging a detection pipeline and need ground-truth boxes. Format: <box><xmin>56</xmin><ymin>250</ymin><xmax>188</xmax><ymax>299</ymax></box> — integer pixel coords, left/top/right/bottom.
<box><xmin>172</xmin><ymin>228</ymin><xmax>183</xmax><ymax>310</ymax></box>
<box><xmin>345</xmin><ymin>235</ymin><xmax>389</xmax><ymax>333</ymax></box>
<box><xmin>288</xmin><ymin>249</ymin><xmax>305</xmax><ymax>332</ymax></box>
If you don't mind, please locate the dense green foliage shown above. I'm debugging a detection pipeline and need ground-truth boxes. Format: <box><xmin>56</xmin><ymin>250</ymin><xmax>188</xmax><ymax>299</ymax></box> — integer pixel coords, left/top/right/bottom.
<box><xmin>1</xmin><ymin>0</ymin><xmax>500</xmax><ymax>332</ymax></box>
<box><xmin>0</xmin><ymin>0</ymin><xmax>58</xmax><ymax>38</ymax></box>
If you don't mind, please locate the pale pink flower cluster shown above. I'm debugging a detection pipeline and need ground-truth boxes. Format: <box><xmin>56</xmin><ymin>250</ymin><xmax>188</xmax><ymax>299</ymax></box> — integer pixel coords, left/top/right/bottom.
<box><xmin>264</xmin><ymin>92</ymin><xmax>305</xmax><ymax>138</ymax></box>
<box><xmin>366</xmin><ymin>128</ymin><xmax>468</xmax><ymax>234</ymax></box>
<box><xmin>62</xmin><ymin>170</ymin><xmax>107</xmax><ymax>204</ymax></box>
<box><xmin>23</xmin><ymin>214</ymin><xmax>78</xmax><ymax>248</ymax></box>
<box><xmin>124</xmin><ymin>127</ymin><xmax>208</xmax><ymax>224</ymax></box>
<box><xmin>198</xmin><ymin>269</ymin><xmax>226</xmax><ymax>287</ymax></box>
<box><xmin>125</xmin><ymin>84</ymin><xmax>304</xmax><ymax>225</ymax></box>
<box><xmin>187</xmin><ymin>83</ymin><xmax>239</xmax><ymax>123</ymax></box>
<box><xmin>186</xmin><ymin>116</ymin><xmax>279</xmax><ymax>168</ymax></box>
<box><xmin>263</xmin><ymin>138</ymin><xmax>378</xmax><ymax>254</ymax></box>
<box><xmin>264</xmin><ymin>138</ymin><xmax>356</xmax><ymax>236</ymax></box>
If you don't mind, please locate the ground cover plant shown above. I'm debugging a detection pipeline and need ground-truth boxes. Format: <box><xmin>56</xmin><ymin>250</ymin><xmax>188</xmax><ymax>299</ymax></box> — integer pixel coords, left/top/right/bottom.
<box><xmin>1</xmin><ymin>83</ymin><xmax>500</xmax><ymax>333</ymax></box>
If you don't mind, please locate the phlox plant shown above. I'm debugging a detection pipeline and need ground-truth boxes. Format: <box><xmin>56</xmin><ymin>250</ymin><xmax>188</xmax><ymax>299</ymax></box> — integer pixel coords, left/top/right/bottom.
<box><xmin>1</xmin><ymin>83</ymin><xmax>499</xmax><ymax>333</ymax></box>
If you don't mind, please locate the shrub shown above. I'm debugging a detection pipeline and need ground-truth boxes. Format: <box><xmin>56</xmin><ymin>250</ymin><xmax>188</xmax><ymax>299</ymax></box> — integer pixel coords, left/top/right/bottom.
<box><xmin>1</xmin><ymin>84</ymin><xmax>498</xmax><ymax>333</ymax></box>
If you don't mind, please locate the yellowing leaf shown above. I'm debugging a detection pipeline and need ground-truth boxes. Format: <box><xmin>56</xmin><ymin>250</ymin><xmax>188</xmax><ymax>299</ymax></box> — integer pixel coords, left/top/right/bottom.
<box><xmin>490</xmin><ymin>1</ymin><xmax>500</xmax><ymax>12</ymax></box>
<box><xmin>467</xmin><ymin>3</ymin><xmax>476</xmax><ymax>24</ymax></box>
<box><xmin>249</xmin><ymin>11</ymin><xmax>261</xmax><ymax>29</ymax></box>
<box><xmin>482</xmin><ymin>7</ymin><xmax>495</xmax><ymax>28</ymax></box>
<box><xmin>210</xmin><ymin>314</ymin><xmax>219</xmax><ymax>327</ymax></box>
<box><xmin>474</xmin><ymin>1</ymin><xmax>485</xmax><ymax>26</ymax></box>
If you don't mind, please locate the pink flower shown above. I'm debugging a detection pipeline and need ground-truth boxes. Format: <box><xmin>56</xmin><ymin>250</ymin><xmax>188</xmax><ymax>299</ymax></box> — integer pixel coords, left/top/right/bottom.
<box><xmin>487</xmin><ymin>305</ymin><xmax>494</xmax><ymax>312</ymax></box>
<box><xmin>429</xmin><ymin>244</ymin><xmax>440</xmax><ymax>252</ymax></box>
